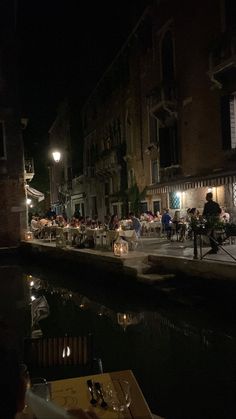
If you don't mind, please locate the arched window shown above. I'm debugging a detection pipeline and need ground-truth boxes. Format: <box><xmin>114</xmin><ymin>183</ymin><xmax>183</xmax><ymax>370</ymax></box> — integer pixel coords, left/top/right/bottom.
<box><xmin>161</xmin><ymin>30</ymin><xmax>175</xmax><ymax>81</ymax></box>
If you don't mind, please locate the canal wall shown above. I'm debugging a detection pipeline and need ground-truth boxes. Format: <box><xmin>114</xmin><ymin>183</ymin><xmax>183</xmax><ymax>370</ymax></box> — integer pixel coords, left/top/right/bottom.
<box><xmin>19</xmin><ymin>241</ymin><xmax>236</xmax><ymax>283</ymax></box>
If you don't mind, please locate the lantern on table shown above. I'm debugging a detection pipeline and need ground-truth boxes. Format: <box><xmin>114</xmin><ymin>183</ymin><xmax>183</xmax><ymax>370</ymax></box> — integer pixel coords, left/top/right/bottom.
<box><xmin>25</xmin><ymin>231</ymin><xmax>33</xmax><ymax>241</ymax></box>
<box><xmin>56</xmin><ymin>230</ymin><xmax>66</xmax><ymax>248</ymax></box>
<box><xmin>113</xmin><ymin>237</ymin><xmax>128</xmax><ymax>256</ymax></box>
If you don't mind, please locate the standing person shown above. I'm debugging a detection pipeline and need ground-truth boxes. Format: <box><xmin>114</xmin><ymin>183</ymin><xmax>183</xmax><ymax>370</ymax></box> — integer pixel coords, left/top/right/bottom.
<box><xmin>202</xmin><ymin>192</ymin><xmax>221</xmax><ymax>254</ymax></box>
<box><xmin>161</xmin><ymin>209</ymin><xmax>172</xmax><ymax>239</ymax></box>
<box><xmin>129</xmin><ymin>212</ymin><xmax>141</xmax><ymax>237</ymax></box>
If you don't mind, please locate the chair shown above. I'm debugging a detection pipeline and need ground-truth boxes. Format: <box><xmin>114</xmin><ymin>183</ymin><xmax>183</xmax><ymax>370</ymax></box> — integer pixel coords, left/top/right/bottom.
<box><xmin>23</xmin><ymin>334</ymin><xmax>102</xmax><ymax>381</ymax></box>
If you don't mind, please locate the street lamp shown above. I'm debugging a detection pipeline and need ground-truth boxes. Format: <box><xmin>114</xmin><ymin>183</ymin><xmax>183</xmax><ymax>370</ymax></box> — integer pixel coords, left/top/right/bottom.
<box><xmin>52</xmin><ymin>150</ymin><xmax>61</xmax><ymax>163</ymax></box>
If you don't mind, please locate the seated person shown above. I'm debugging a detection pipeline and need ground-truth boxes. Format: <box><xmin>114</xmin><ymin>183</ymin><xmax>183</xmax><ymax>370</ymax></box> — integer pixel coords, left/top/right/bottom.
<box><xmin>108</xmin><ymin>214</ymin><xmax>119</xmax><ymax>230</ymax></box>
<box><xmin>30</xmin><ymin>216</ymin><xmax>40</xmax><ymax>238</ymax></box>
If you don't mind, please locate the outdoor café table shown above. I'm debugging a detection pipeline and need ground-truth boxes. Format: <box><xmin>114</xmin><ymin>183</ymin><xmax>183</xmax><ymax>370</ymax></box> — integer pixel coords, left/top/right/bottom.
<box><xmin>50</xmin><ymin>369</ymin><xmax>153</xmax><ymax>419</ymax></box>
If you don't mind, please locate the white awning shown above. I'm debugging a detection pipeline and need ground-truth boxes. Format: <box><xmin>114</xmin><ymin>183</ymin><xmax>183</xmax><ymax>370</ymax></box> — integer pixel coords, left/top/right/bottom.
<box><xmin>26</xmin><ymin>184</ymin><xmax>45</xmax><ymax>202</ymax></box>
<box><xmin>147</xmin><ymin>172</ymin><xmax>236</xmax><ymax>195</ymax></box>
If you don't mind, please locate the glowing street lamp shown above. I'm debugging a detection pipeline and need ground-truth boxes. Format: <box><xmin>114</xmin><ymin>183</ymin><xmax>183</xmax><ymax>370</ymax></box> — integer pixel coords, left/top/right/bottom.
<box><xmin>52</xmin><ymin>151</ymin><xmax>61</xmax><ymax>163</ymax></box>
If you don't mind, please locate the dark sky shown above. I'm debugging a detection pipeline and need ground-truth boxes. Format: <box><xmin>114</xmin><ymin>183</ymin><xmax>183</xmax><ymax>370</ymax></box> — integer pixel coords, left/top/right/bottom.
<box><xmin>17</xmin><ymin>0</ymin><xmax>148</xmax><ymax>186</ymax></box>
<box><xmin>18</xmin><ymin>0</ymin><xmax>148</xmax><ymax>127</ymax></box>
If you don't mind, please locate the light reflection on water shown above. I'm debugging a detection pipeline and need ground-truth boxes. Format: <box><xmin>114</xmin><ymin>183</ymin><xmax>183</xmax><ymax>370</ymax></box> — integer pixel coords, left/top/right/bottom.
<box><xmin>1</xmin><ymin>262</ymin><xmax>236</xmax><ymax>418</ymax></box>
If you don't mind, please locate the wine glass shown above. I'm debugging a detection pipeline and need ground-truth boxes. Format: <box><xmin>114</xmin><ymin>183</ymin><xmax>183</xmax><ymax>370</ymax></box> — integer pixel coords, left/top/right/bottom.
<box><xmin>30</xmin><ymin>377</ymin><xmax>51</xmax><ymax>401</ymax></box>
<box><xmin>105</xmin><ymin>379</ymin><xmax>131</xmax><ymax>418</ymax></box>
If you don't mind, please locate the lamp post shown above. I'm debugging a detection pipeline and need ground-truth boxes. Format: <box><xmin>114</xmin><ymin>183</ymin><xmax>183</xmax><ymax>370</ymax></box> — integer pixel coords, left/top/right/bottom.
<box><xmin>52</xmin><ymin>151</ymin><xmax>61</xmax><ymax>163</ymax></box>
<box><xmin>49</xmin><ymin>149</ymin><xmax>62</xmax><ymax>215</ymax></box>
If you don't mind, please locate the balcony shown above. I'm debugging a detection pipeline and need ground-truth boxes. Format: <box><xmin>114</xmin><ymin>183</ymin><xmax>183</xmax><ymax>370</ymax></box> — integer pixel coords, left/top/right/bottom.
<box><xmin>95</xmin><ymin>149</ymin><xmax>121</xmax><ymax>178</ymax></box>
<box><xmin>208</xmin><ymin>30</ymin><xmax>236</xmax><ymax>85</ymax></box>
<box><xmin>24</xmin><ymin>158</ymin><xmax>34</xmax><ymax>182</ymax></box>
<box><xmin>147</xmin><ymin>80</ymin><xmax>177</xmax><ymax>123</ymax></box>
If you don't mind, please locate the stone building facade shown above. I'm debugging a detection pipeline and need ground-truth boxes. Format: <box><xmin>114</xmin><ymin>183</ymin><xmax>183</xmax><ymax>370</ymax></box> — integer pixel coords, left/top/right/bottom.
<box><xmin>49</xmin><ymin>0</ymin><xmax>236</xmax><ymax>221</ymax></box>
<box><xmin>0</xmin><ymin>0</ymin><xmax>27</xmax><ymax>246</ymax></box>
<box><xmin>79</xmin><ymin>0</ymin><xmax>236</xmax><ymax>220</ymax></box>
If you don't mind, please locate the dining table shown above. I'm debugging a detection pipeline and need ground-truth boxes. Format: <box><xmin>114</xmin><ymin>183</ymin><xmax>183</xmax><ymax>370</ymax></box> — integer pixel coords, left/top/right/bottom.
<box><xmin>17</xmin><ymin>369</ymin><xmax>153</xmax><ymax>419</ymax></box>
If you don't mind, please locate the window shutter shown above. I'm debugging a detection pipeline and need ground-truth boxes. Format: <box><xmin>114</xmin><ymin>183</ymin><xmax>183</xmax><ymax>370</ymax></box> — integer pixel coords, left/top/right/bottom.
<box><xmin>220</xmin><ymin>95</ymin><xmax>231</xmax><ymax>150</ymax></box>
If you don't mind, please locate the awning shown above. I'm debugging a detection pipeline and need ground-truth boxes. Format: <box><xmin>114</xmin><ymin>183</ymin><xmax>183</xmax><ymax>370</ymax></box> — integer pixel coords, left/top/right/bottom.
<box><xmin>26</xmin><ymin>184</ymin><xmax>45</xmax><ymax>202</ymax></box>
<box><xmin>147</xmin><ymin>172</ymin><xmax>236</xmax><ymax>195</ymax></box>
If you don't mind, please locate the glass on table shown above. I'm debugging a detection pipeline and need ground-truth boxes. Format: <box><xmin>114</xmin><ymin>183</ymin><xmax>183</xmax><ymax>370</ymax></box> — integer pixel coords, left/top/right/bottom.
<box><xmin>30</xmin><ymin>377</ymin><xmax>51</xmax><ymax>401</ymax></box>
<box><xmin>104</xmin><ymin>379</ymin><xmax>131</xmax><ymax>417</ymax></box>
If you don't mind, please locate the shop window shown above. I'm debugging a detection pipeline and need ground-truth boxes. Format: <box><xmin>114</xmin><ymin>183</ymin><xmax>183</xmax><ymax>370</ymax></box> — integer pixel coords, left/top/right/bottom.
<box><xmin>233</xmin><ymin>183</ymin><xmax>236</xmax><ymax>206</ymax></box>
<box><xmin>169</xmin><ymin>192</ymin><xmax>180</xmax><ymax>209</ymax></box>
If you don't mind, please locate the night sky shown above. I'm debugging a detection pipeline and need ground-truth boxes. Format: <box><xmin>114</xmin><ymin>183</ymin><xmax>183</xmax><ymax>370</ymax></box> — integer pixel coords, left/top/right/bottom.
<box><xmin>18</xmin><ymin>0</ymin><xmax>148</xmax><ymax>185</ymax></box>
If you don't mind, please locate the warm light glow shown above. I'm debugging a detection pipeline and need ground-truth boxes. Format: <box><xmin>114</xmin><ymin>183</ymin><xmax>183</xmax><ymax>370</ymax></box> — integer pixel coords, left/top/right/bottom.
<box><xmin>26</xmin><ymin>198</ymin><xmax>32</xmax><ymax>205</ymax></box>
<box><xmin>208</xmin><ymin>188</ymin><xmax>212</xmax><ymax>192</ymax></box>
<box><xmin>176</xmin><ymin>191</ymin><xmax>181</xmax><ymax>198</ymax></box>
<box><xmin>25</xmin><ymin>231</ymin><xmax>33</xmax><ymax>241</ymax></box>
<box><xmin>52</xmin><ymin>151</ymin><xmax>61</xmax><ymax>163</ymax></box>
<box><xmin>62</xmin><ymin>346</ymin><xmax>71</xmax><ymax>358</ymax></box>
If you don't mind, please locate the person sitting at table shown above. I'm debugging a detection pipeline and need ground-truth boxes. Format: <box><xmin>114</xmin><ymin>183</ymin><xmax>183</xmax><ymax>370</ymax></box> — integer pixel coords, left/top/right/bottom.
<box><xmin>56</xmin><ymin>214</ymin><xmax>67</xmax><ymax>227</ymax></box>
<box><xmin>108</xmin><ymin>214</ymin><xmax>119</xmax><ymax>230</ymax></box>
<box><xmin>30</xmin><ymin>215</ymin><xmax>41</xmax><ymax>238</ymax></box>
<box><xmin>129</xmin><ymin>212</ymin><xmax>141</xmax><ymax>238</ymax></box>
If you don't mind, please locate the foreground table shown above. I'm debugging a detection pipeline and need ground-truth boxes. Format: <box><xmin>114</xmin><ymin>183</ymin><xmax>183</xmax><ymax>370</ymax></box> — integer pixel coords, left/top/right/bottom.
<box><xmin>50</xmin><ymin>369</ymin><xmax>153</xmax><ymax>419</ymax></box>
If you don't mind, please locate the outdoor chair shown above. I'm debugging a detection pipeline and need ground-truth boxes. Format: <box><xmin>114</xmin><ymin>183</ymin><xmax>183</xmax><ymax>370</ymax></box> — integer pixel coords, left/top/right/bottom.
<box><xmin>23</xmin><ymin>334</ymin><xmax>103</xmax><ymax>381</ymax></box>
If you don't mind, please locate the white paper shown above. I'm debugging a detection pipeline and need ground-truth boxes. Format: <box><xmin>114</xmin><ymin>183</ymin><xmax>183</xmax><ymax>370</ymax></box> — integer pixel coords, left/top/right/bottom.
<box><xmin>26</xmin><ymin>389</ymin><xmax>71</xmax><ymax>419</ymax></box>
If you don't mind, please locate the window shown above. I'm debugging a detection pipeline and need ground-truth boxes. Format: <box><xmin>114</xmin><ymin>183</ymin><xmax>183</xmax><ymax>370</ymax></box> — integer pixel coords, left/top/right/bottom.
<box><xmin>128</xmin><ymin>169</ymin><xmax>135</xmax><ymax>188</ymax></box>
<box><xmin>91</xmin><ymin>196</ymin><xmax>97</xmax><ymax>218</ymax></box>
<box><xmin>140</xmin><ymin>201</ymin><xmax>148</xmax><ymax>213</ymax></box>
<box><xmin>0</xmin><ymin>121</ymin><xmax>6</xmax><ymax>159</ymax></box>
<box><xmin>225</xmin><ymin>0</ymin><xmax>236</xmax><ymax>28</ymax></box>
<box><xmin>153</xmin><ymin>200</ymin><xmax>160</xmax><ymax>214</ymax></box>
<box><xmin>159</xmin><ymin>123</ymin><xmax>179</xmax><ymax>167</ymax></box>
<box><xmin>151</xmin><ymin>160</ymin><xmax>159</xmax><ymax>184</ymax></box>
<box><xmin>149</xmin><ymin>115</ymin><xmax>159</xmax><ymax>145</ymax></box>
<box><xmin>105</xmin><ymin>182</ymin><xmax>109</xmax><ymax>195</ymax></box>
<box><xmin>169</xmin><ymin>192</ymin><xmax>180</xmax><ymax>209</ymax></box>
<box><xmin>221</xmin><ymin>94</ymin><xmax>236</xmax><ymax>149</ymax></box>
<box><xmin>161</xmin><ymin>30</ymin><xmax>175</xmax><ymax>82</ymax></box>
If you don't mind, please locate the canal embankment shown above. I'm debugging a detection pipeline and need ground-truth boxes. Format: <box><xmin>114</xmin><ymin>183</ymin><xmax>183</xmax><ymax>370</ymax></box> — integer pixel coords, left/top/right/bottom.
<box><xmin>19</xmin><ymin>239</ymin><xmax>236</xmax><ymax>283</ymax></box>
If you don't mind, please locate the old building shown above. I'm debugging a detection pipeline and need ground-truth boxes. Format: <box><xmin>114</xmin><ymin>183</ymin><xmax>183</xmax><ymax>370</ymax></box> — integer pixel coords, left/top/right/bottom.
<box><xmin>52</xmin><ymin>0</ymin><xmax>236</xmax><ymax>222</ymax></box>
<box><xmin>48</xmin><ymin>101</ymin><xmax>73</xmax><ymax>217</ymax></box>
<box><xmin>0</xmin><ymin>0</ymin><xmax>27</xmax><ymax>246</ymax></box>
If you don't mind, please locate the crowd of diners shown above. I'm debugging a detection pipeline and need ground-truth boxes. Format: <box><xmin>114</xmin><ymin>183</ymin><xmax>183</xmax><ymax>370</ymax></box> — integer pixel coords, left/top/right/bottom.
<box><xmin>29</xmin><ymin>198</ymin><xmax>232</xmax><ymax>248</ymax></box>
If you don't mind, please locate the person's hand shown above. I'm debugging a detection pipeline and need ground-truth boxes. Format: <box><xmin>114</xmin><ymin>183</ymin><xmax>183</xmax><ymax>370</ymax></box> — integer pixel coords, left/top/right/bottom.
<box><xmin>68</xmin><ymin>408</ymin><xmax>100</xmax><ymax>419</ymax></box>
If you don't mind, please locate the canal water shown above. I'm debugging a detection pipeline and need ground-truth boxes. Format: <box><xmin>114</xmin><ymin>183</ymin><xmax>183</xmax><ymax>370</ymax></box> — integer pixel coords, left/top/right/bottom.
<box><xmin>1</xmin><ymin>255</ymin><xmax>236</xmax><ymax>419</ymax></box>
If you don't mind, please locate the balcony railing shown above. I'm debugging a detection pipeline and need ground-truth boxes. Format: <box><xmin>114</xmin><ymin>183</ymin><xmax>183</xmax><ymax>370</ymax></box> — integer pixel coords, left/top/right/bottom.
<box><xmin>147</xmin><ymin>80</ymin><xmax>177</xmax><ymax>109</ymax></box>
<box><xmin>95</xmin><ymin>149</ymin><xmax>120</xmax><ymax>177</ymax></box>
